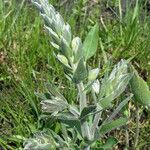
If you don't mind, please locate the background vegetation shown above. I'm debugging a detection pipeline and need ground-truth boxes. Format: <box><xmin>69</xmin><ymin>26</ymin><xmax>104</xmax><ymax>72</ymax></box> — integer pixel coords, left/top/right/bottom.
<box><xmin>0</xmin><ymin>0</ymin><xmax>150</xmax><ymax>149</ymax></box>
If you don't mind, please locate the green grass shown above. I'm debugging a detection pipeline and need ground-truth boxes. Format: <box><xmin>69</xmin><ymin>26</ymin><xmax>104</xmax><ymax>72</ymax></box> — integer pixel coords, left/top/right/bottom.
<box><xmin>0</xmin><ymin>0</ymin><xmax>60</xmax><ymax>148</ymax></box>
<box><xmin>0</xmin><ymin>0</ymin><xmax>150</xmax><ymax>149</ymax></box>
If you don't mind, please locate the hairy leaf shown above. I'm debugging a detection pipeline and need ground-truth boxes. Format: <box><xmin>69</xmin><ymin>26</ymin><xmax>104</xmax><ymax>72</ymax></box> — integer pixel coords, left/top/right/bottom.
<box><xmin>60</xmin><ymin>37</ymin><xmax>72</xmax><ymax>58</ymax></box>
<box><xmin>80</xmin><ymin>105</ymin><xmax>97</xmax><ymax>121</ymax></box>
<box><xmin>72</xmin><ymin>37</ymin><xmax>83</xmax><ymax>63</ymax></box>
<box><xmin>57</xmin><ymin>112</ymin><xmax>82</xmax><ymax>136</ymax></box>
<box><xmin>41</xmin><ymin>97</ymin><xmax>68</xmax><ymax>113</ymax></box>
<box><xmin>99</xmin><ymin>117</ymin><xmax>127</xmax><ymax>135</ymax></box>
<box><xmin>106</xmin><ymin>94</ymin><xmax>133</xmax><ymax>122</ymax></box>
<box><xmin>83</xmin><ymin>23</ymin><xmax>99</xmax><ymax>60</ymax></box>
<box><xmin>72</xmin><ymin>58</ymin><xmax>87</xmax><ymax>83</ymax></box>
<box><xmin>56</xmin><ymin>54</ymin><xmax>71</xmax><ymax>68</ymax></box>
<box><xmin>45</xmin><ymin>83</ymin><xmax>66</xmax><ymax>101</ymax></box>
<box><xmin>99</xmin><ymin>60</ymin><xmax>132</xmax><ymax>108</ymax></box>
<box><xmin>130</xmin><ymin>66</ymin><xmax>150</xmax><ymax>107</ymax></box>
<box><xmin>24</xmin><ymin>131</ymin><xmax>56</xmax><ymax>150</ymax></box>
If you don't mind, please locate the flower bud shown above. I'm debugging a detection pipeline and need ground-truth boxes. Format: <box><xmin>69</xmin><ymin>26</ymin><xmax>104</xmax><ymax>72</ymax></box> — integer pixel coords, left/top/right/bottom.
<box><xmin>88</xmin><ymin>68</ymin><xmax>99</xmax><ymax>81</ymax></box>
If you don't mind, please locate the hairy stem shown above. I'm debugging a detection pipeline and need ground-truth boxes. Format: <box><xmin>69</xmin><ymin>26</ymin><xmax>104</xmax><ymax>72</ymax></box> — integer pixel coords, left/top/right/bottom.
<box><xmin>91</xmin><ymin>94</ymin><xmax>102</xmax><ymax>139</ymax></box>
<box><xmin>91</xmin><ymin>111</ymin><xmax>102</xmax><ymax>139</ymax></box>
<box><xmin>77</xmin><ymin>82</ymin><xmax>91</xmax><ymax>142</ymax></box>
<box><xmin>84</xmin><ymin>145</ymin><xmax>90</xmax><ymax>150</ymax></box>
<box><xmin>125</xmin><ymin>103</ymin><xmax>130</xmax><ymax>149</ymax></box>
<box><xmin>92</xmin><ymin>88</ymin><xmax>97</xmax><ymax>104</ymax></box>
<box><xmin>77</xmin><ymin>83</ymin><xmax>87</xmax><ymax>112</ymax></box>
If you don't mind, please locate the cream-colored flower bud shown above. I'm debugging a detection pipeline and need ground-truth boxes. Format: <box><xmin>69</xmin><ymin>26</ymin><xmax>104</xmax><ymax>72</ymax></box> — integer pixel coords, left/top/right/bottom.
<box><xmin>88</xmin><ymin>68</ymin><xmax>99</xmax><ymax>81</ymax></box>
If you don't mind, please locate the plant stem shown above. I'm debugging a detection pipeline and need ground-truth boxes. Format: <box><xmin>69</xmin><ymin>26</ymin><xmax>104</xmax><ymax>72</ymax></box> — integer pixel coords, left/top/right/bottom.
<box><xmin>77</xmin><ymin>82</ymin><xmax>91</xmax><ymax>141</ymax></box>
<box><xmin>91</xmin><ymin>89</ymin><xmax>101</xmax><ymax>138</ymax></box>
<box><xmin>77</xmin><ymin>82</ymin><xmax>87</xmax><ymax>112</ymax></box>
<box><xmin>92</xmin><ymin>88</ymin><xmax>97</xmax><ymax>104</ymax></box>
<box><xmin>91</xmin><ymin>111</ymin><xmax>102</xmax><ymax>139</ymax></box>
<box><xmin>84</xmin><ymin>145</ymin><xmax>90</xmax><ymax>150</ymax></box>
<box><xmin>125</xmin><ymin>102</ymin><xmax>130</xmax><ymax>149</ymax></box>
<box><xmin>134</xmin><ymin>104</ymin><xmax>140</xmax><ymax>149</ymax></box>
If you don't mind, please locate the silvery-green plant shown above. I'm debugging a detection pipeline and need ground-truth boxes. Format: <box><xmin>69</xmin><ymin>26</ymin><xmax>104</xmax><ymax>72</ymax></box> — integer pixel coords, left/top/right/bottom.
<box><xmin>23</xmin><ymin>0</ymin><xmax>140</xmax><ymax>149</ymax></box>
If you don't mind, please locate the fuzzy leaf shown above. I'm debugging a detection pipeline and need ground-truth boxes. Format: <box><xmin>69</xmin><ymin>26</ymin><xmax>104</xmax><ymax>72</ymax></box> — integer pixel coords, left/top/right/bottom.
<box><xmin>62</xmin><ymin>24</ymin><xmax>72</xmax><ymax>44</ymax></box>
<box><xmin>24</xmin><ymin>131</ymin><xmax>56</xmax><ymax>150</ymax></box>
<box><xmin>80</xmin><ymin>105</ymin><xmax>97</xmax><ymax>121</ymax></box>
<box><xmin>72</xmin><ymin>58</ymin><xmax>87</xmax><ymax>83</ymax></box>
<box><xmin>83</xmin><ymin>23</ymin><xmax>99</xmax><ymax>60</ymax></box>
<box><xmin>44</xmin><ymin>26</ymin><xmax>60</xmax><ymax>44</ymax></box>
<box><xmin>106</xmin><ymin>94</ymin><xmax>133</xmax><ymax>122</ymax></box>
<box><xmin>56</xmin><ymin>13</ymin><xmax>65</xmax><ymax>34</ymax></box>
<box><xmin>56</xmin><ymin>54</ymin><xmax>71</xmax><ymax>68</ymax></box>
<box><xmin>130</xmin><ymin>66</ymin><xmax>150</xmax><ymax>107</ymax></box>
<box><xmin>41</xmin><ymin>97</ymin><xmax>68</xmax><ymax>113</ymax></box>
<box><xmin>99</xmin><ymin>95</ymin><xmax>113</xmax><ymax>109</ymax></box>
<box><xmin>60</xmin><ymin>37</ymin><xmax>72</xmax><ymax>58</ymax></box>
<box><xmin>45</xmin><ymin>83</ymin><xmax>66</xmax><ymax>101</ymax></box>
<box><xmin>99</xmin><ymin>60</ymin><xmax>132</xmax><ymax>108</ymax></box>
<box><xmin>57</xmin><ymin>112</ymin><xmax>82</xmax><ymax>136</ymax></box>
<box><xmin>72</xmin><ymin>37</ymin><xmax>83</xmax><ymax>63</ymax></box>
<box><xmin>99</xmin><ymin>117</ymin><xmax>127</xmax><ymax>135</ymax></box>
